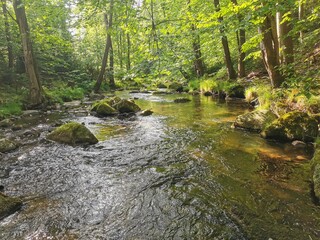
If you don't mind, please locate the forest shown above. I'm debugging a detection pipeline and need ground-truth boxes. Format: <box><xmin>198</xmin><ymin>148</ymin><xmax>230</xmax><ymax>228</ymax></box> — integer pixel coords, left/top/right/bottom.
<box><xmin>0</xmin><ymin>0</ymin><xmax>319</xmax><ymax>111</ymax></box>
<box><xmin>1</xmin><ymin>0</ymin><xmax>320</xmax><ymax>239</ymax></box>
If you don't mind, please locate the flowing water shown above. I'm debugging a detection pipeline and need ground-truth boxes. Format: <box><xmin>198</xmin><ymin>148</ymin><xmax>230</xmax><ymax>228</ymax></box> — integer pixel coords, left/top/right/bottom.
<box><xmin>1</xmin><ymin>92</ymin><xmax>319</xmax><ymax>240</ymax></box>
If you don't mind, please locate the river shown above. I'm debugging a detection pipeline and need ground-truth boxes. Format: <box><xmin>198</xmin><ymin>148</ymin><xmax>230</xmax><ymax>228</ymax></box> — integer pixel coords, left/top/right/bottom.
<box><xmin>0</xmin><ymin>92</ymin><xmax>319</xmax><ymax>239</ymax></box>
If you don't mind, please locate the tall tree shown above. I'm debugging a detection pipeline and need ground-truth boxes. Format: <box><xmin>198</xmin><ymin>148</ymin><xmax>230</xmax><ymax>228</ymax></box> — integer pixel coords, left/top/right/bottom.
<box><xmin>259</xmin><ymin>10</ymin><xmax>284</xmax><ymax>88</ymax></box>
<box><xmin>231</xmin><ymin>0</ymin><xmax>246</xmax><ymax>78</ymax></box>
<box><xmin>94</xmin><ymin>0</ymin><xmax>114</xmax><ymax>93</ymax></box>
<box><xmin>13</xmin><ymin>0</ymin><xmax>44</xmax><ymax>106</ymax></box>
<box><xmin>213</xmin><ymin>0</ymin><xmax>237</xmax><ymax>80</ymax></box>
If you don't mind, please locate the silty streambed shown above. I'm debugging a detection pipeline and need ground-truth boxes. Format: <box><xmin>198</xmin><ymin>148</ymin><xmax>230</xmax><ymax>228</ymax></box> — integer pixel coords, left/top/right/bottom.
<box><xmin>0</xmin><ymin>92</ymin><xmax>319</xmax><ymax>239</ymax></box>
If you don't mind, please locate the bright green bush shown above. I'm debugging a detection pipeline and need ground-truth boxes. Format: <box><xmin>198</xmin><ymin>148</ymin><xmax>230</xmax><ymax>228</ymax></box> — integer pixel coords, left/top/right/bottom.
<box><xmin>0</xmin><ymin>102</ymin><xmax>22</xmax><ymax>119</ymax></box>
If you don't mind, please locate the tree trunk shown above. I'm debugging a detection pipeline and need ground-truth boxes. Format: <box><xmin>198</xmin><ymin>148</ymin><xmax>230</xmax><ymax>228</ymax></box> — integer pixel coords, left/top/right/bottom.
<box><xmin>278</xmin><ymin>9</ymin><xmax>294</xmax><ymax>65</ymax></box>
<box><xmin>259</xmin><ymin>15</ymin><xmax>284</xmax><ymax>88</ymax></box>
<box><xmin>94</xmin><ymin>0</ymin><xmax>114</xmax><ymax>93</ymax></box>
<box><xmin>2</xmin><ymin>0</ymin><xmax>14</xmax><ymax>70</ymax></box>
<box><xmin>213</xmin><ymin>0</ymin><xmax>237</xmax><ymax>80</ymax></box>
<box><xmin>13</xmin><ymin>0</ymin><xmax>44</xmax><ymax>106</ymax></box>
<box><xmin>298</xmin><ymin>0</ymin><xmax>304</xmax><ymax>43</ymax></box>
<box><xmin>109</xmin><ymin>38</ymin><xmax>115</xmax><ymax>88</ymax></box>
<box><xmin>127</xmin><ymin>33</ymin><xmax>131</xmax><ymax>71</ymax></box>
<box><xmin>231</xmin><ymin>0</ymin><xmax>245</xmax><ymax>78</ymax></box>
<box><xmin>191</xmin><ymin>24</ymin><xmax>205</xmax><ymax>77</ymax></box>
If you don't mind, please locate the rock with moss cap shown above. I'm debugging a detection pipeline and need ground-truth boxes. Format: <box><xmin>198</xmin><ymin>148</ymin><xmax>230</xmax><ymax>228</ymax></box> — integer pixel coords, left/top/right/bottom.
<box><xmin>234</xmin><ymin>110</ymin><xmax>277</xmax><ymax>132</ymax></box>
<box><xmin>311</xmin><ymin>148</ymin><xmax>320</xmax><ymax>198</ymax></box>
<box><xmin>0</xmin><ymin>138</ymin><xmax>18</xmax><ymax>153</ymax></box>
<box><xmin>261</xmin><ymin>111</ymin><xmax>318</xmax><ymax>142</ymax></box>
<box><xmin>113</xmin><ymin>99</ymin><xmax>141</xmax><ymax>113</ymax></box>
<box><xmin>47</xmin><ymin>122</ymin><xmax>98</xmax><ymax>145</ymax></box>
<box><xmin>0</xmin><ymin>193</ymin><xmax>22</xmax><ymax>220</ymax></box>
<box><xmin>96</xmin><ymin>103</ymin><xmax>117</xmax><ymax>117</ymax></box>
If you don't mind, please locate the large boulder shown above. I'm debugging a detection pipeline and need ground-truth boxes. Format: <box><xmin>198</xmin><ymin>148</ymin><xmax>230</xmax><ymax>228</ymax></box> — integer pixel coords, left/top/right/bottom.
<box><xmin>0</xmin><ymin>138</ymin><xmax>18</xmax><ymax>153</ymax></box>
<box><xmin>234</xmin><ymin>110</ymin><xmax>277</xmax><ymax>132</ymax></box>
<box><xmin>47</xmin><ymin>122</ymin><xmax>98</xmax><ymax>145</ymax></box>
<box><xmin>261</xmin><ymin>111</ymin><xmax>319</xmax><ymax>142</ymax></box>
<box><xmin>0</xmin><ymin>193</ymin><xmax>22</xmax><ymax>220</ymax></box>
<box><xmin>113</xmin><ymin>99</ymin><xmax>141</xmax><ymax>113</ymax></box>
<box><xmin>226</xmin><ymin>85</ymin><xmax>245</xmax><ymax>98</ymax></box>
<box><xmin>96</xmin><ymin>103</ymin><xmax>117</xmax><ymax>117</ymax></box>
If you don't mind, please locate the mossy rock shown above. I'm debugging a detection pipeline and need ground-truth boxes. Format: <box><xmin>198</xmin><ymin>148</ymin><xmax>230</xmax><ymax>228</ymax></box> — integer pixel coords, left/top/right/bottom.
<box><xmin>261</xmin><ymin>111</ymin><xmax>319</xmax><ymax>142</ymax></box>
<box><xmin>140</xmin><ymin>109</ymin><xmax>153</xmax><ymax>116</ymax></box>
<box><xmin>0</xmin><ymin>138</ymin><xmax>18</xmax><ymax>153</ymax></box>
<box><xmin>105</xmin><ymin>96</ymin><xmax>122</xmax><ymax>107</ymax></box>
<box><xmin>47</xmin><ymin>122</ymin><xmax>98</xmax><ymax>145</ymax></box>
<box><xmin>234</xmin><ymin>110</ymin><xmax>277</xmax><ymax>132</ymax></box>
<box><xmin>113</xmin><ymin>99</ymin><xmax>141</xmax><ymax>113</ymax></box>
<box><xmin>173</xmin><ymin>98</ymin><xmax>191</xmax><ymax>103</ymax></box>
<box><xmin>311</xmin><ymin>148</ymin><xmax>320</xmax><ymax>199</ymax></box>
<box><xmin>0</xmin><ymin>119</ymin><xmax>13</xmax><ymax>128</ymax></box>
<box><xmin>226</xmin><ymin>85</ymin><xmax>245</xmax><ymax>98</ymax></box>
<box><xmin>91</xmin><ymin>97</ymin><xmax>121</xmax><ymax>112</ymax></box>
<box><xmin>96</xmin><ymin>103</ymin><xmax>117</xmax><ymax>117</ymax></box>
<box><xmin>0</xmin><ymin>193</ymin><xmax>22</xmax><ymax>220</ymax></box>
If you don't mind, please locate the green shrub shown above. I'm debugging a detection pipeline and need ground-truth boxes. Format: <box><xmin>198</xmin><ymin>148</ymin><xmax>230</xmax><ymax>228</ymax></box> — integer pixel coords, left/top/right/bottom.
<box><xmin>188</xmin><ymin>79</ymin><xmax>200</xmax><ymax>91</ymax></box>
<box><xmin>0</xmin><ymin>102</ymin><xmax>22</xmax><ymax>119</ymax></box>
<box><xmin>44</xmin><ymin>84</ymin><xmax>85</xmax><ymax>104</ymax></box>
<box><xmin>200</xmin><ymin>79</ymin><xmax>217</xmax><ymax>92</ymax></box>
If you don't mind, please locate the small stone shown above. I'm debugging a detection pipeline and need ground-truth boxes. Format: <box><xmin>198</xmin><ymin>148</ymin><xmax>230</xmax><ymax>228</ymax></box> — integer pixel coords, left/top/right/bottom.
<box><xmin>140</xmin><ymin>109</ymin><xmax>153</xmax><ymax>116</ymax></box>
<box><xmin>0</xmin><ymin>138</ymin><xmax>18</xmax><ymax>153</ymax></box>
<box><xmin>0</xmin><ymin>193</ymin><xmax>22</xmax><ymax>220</ymax></box>
<box><xmin>173</xmin><ymin>98</ymin><xmax>191</xmax><ymax>103</ymax></box>
<box><xmin>292</xmin><ymin>140</ymin><xmax>306</xmax><ymax>148</ymax></box>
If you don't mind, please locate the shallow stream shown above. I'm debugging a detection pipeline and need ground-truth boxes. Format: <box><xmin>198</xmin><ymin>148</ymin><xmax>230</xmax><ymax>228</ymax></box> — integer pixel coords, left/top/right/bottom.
<box><xmin>1</xmin><ymin>92</ymin><xmax>319</xmax><ymax>239</ymax></box>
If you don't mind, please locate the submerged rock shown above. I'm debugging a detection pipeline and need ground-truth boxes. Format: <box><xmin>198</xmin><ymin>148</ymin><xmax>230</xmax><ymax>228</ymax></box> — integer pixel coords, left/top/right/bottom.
<box><xmin>234</xmin><ymin>110</ymin><xmax>277</xmax><ymax>132</ymax></box>
<box><xmin>47</xmin><ymin>122</ymin><xmax>98</xmax><ymax>145</ymax></box>
<box><xmin>0</xmin><ymin>193</ymin><xmax>22</xmax><ymax>220</ymax></box>
<box><xmin>261</xmin><ymin>111</ymin><xmax>318</xmax><ymax>142</ymax></box>
<box><xmin>140</xmin><ymin>109</ymin><xmax>153</xmax><ymax>116</ymax></box>
<box><xmin>0</xmin><ymin>138</ymin><xmax>18</xmax><ymax>153</ymax></box>
<box><xmin>0</xmin><ymin>119</ymin><xmax>12</xmax><ymax>128</ymax></box>
<box><xmin>173</xmin><ymin>98</ymin><xmax>191</xmax><ymax>103</ymax></box>
<box><xmin>113</xmin><ymin>99</ymin><xmax>141</xmax><ymax>113</ymax></box>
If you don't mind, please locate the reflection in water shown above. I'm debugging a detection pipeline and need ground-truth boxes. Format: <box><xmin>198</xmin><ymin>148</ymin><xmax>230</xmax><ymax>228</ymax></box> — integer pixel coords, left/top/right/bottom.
<box><xmin>0</xmin><ymin>93</ymin><xmax>319</xmax><ymax>239</ymax></box>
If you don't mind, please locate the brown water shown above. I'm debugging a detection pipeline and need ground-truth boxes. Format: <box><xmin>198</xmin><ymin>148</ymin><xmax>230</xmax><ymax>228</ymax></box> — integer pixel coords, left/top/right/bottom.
<box><xmin>0</xmin><ymin>92</ymin><xmax>319</xmax><ymax>240</ymax></box>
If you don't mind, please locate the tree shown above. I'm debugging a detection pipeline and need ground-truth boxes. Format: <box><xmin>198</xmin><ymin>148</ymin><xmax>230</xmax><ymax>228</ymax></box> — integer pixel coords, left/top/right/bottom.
<box><xmin>13</xmin><ymin>0</ymin><xmax>44</xmax><ymax>106</ymax></box>
<box><xmin>213</xmin><ymin>0</ymin><xmax>237</xmax><ymax>80</ymax></box>
<box><xmin>1</xmin><ymin>0</ymin><xmax>13</xmax><ymax>71</ymax></box>
<box><xmin>94</xmin><ymin>0</ymin><xmax>114</xmax><ymax>93</ymax></box>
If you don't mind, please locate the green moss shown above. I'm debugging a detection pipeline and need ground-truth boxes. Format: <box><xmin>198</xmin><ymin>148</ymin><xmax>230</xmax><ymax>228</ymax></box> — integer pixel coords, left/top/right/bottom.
<box><xmin>113</xmin><ymin>99</ymin><xmax>141</xmax><ymax>113</ymax></box>
<box><xmin>262</xmin><ymin>111</ymin><xmax>318</xmax><ymax>142</ymax></box>
<box><xmin>0</xmin><ymin>193</ymin><xmax>22</xmax><ymax>220</ymax></box>
<box><xmin>96</xmin><ymin>103</ymin><xmax>117</xmax><ymax>116</ymax></box>
<box><xmin>0</xmin><ymin>138</ymin><xmax>18</xmax><ymax>153</ymax></box>
<box><xmin>47</xmin><ymin>122</ymin><xmax>98</xmax><ymax>145</ymax></box>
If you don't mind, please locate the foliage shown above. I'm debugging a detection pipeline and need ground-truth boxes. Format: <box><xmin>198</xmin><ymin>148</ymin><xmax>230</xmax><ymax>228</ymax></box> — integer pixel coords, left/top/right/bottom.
<box><xmin>44</xmin><ymin>83</ymin><xmax>85</xmax><ymax>104</ymax></box>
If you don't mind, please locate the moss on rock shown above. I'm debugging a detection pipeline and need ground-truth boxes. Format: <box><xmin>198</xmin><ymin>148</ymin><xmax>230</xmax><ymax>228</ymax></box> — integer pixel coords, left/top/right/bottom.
<box><xmin>0</xmin><ymin>138</ymin><xmax>18</xmax><ymax>153</ymax></box>
<box><xmin>113</xmin><ymin>99</ymin><xmax>141</xmax><ymax>113</ymax></box>
<box><xmin>0</xmin><ymin>193</ymin><xmax>22</xmax><ymax>220</ymax></box>
<box><xmin>234</xmin><ymin>110</ymin><xmax>277</xmax><ymax>132</ymax></box>
<box><xmin>261</xmin><ymin>111</ymin><xmax>318</xmax><ymax>142</ymax></box>
<box><xmin>96</xmin><ymin>103</ymin><xmax>117</xmax><ymax>117</ymax></box>
<box><xmin>47</xmin><ymin>122</ymin><xmax>98</xmax><ymax>145</ymax></box>
<box><xmin>311</xmin><ymin>148</ymin><xmax>320</xmax><ymax>199</ymax></box>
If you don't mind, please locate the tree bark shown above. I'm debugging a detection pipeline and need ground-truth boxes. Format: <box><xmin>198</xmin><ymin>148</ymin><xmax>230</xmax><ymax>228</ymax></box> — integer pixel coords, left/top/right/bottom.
<box><xmin>213</xmin><ymin>0</ymin><xmax>237</xmax><ymax>80</ymax></box>
<box><xmin>191</xmin><ymin>24</ymin><xmax>205</xmax><ymax>77</ymax></box>
<box><xmin>109</xmin><ymin>37</ymin><xmax>115</xmax><ymax>88</ymax></box>
<box><xmin>94</xmin><ymin>0</ymin><xmax>114</xmax><ymax>93</ymax></box>
<box><xmin>13</xmin><ymin>0</ymin><xmax>44</xmax><ymax>106</ymax></box>
<box><xmin>259</xmin><ymin>15</ymin><xmax>284</xmax><ymax>88</ymax></box>
<box><xmin>1</xmin><ymin>0</ymin><xmax>14</xmax><ymax>70</ymax></box>
<box><xmin>231</xmin><ymin>0</ymin><xmax>245</xmax><ymax>78</ymax></box>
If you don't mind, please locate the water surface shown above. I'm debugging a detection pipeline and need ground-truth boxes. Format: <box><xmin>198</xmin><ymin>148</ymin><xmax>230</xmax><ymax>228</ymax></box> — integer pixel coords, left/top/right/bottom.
<box><xmin>0</xmin><ymin>92</ymin><xmax>318</xmax><ymax>239</ymax></box>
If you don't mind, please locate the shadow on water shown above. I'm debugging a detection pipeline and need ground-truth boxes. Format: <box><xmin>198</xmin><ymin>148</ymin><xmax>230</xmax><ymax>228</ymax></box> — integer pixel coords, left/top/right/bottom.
<box><xmin>1</xmin><ymin>92</ymin><xmax>319</xmax><ymax>239</ymax></box>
